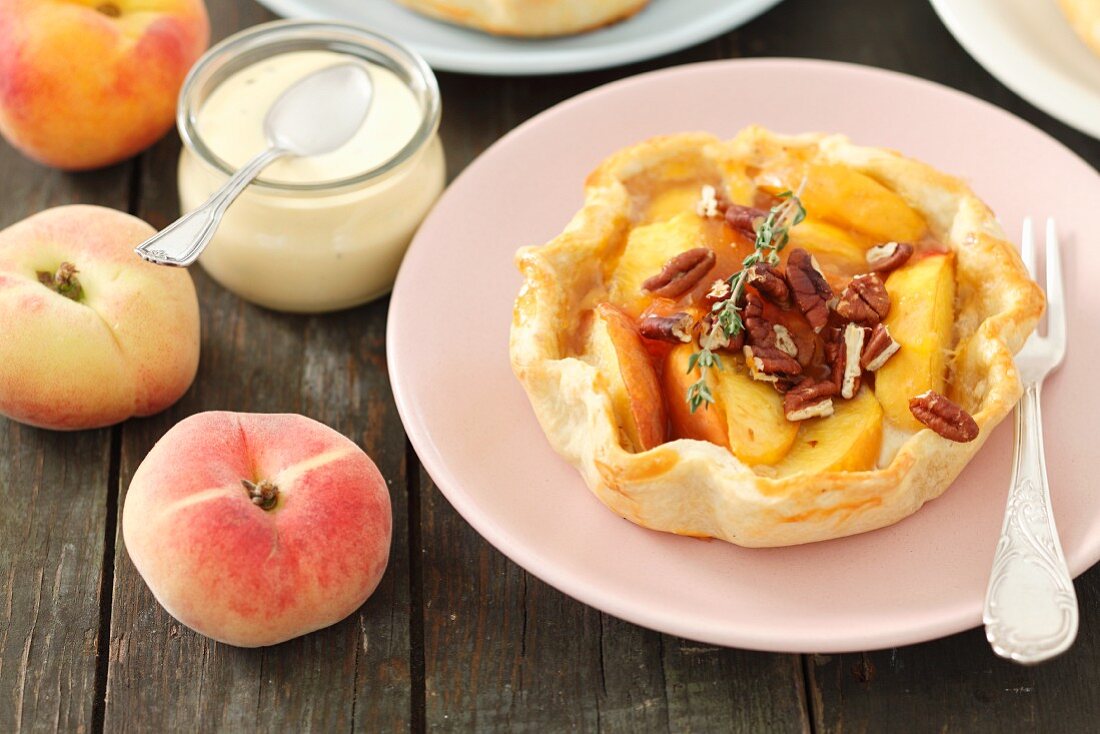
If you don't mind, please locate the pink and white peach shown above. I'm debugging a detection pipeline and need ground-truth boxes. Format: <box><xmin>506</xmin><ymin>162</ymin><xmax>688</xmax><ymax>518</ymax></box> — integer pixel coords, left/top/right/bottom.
<box><xmin>123</xmin><ymin>411</ymin><xmax>393</xmax><ymax>647</ymax></box>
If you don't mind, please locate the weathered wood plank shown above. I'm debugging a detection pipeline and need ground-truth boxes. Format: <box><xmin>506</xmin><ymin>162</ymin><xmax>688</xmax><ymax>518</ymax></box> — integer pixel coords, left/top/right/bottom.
<box><xmin>101</xmin><ymin>4</ymin><xmax>411</xmax><ymax>731</ymax></box>
<box><xmin>662</xmin><ymin>640</ymin><xmax>809</xmax><ymax>732</ymax></box>
<box><xmin>419</xmin><ymin>474</ymin><xmax>810</xmax><ymax>733</ymax></box>
<box><xmin>0</xmin><ymin>152</ymin><xmax>132</xmax><ymax>730</ymax></box>
<box><xmin>102</xmin><ymin>118</ymin><xmax>413</xmax><ymax>734</ymax></box>
<box><xmin>808</xmin><ymin>569</ymin><xmax>1100</xmax><ymax>733</ymax></box>
<box><xmin>419</xmin><ymin>475</ymin><xmax>601</xmax><ymax>730</ymax></box>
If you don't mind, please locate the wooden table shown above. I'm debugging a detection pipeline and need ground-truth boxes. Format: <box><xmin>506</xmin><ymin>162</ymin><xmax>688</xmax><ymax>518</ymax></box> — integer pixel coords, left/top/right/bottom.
<box><xmin>3</xmin><ymin>0</ymin><xmax>1099</xmax><ymax>731</ymax></box>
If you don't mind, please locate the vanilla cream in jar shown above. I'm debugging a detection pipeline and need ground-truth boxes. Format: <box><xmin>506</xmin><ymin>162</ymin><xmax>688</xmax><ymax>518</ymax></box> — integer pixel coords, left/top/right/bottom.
<box><xmin>176</xmin><ymin>21</ymin><xmax>444</xmax><ymax>313</ymax></box>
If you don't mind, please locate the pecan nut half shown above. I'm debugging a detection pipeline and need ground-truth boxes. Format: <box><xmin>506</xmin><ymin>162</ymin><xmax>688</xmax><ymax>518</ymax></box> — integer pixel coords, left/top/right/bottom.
<box><xmin>744</xmin><ymin>344</ymin><xmax>802</xmax><ymax>382</ymax></box>
<box><xmin>836</xmin><ymin>273</ymin><xmax>891</xmax><ymax>326</ymax></box>
<box><xmin>774</xmin><ymin>376</ymin><xmax>804</xmax><ymax>394</ymax></box>
<box><xmin>639</xmin><ymin>312</ymin><xmax>695</xmax><ymax>343</ymax></box>
<box><xmin>724</xmin><ymin>203</ymin><xmax>768</xmax><ymax>238</ymax></box>
<box><xmin>642</xmin><ymin>248</ymin><xmax>717</xmax><ymax>298</ymax></box>
<box><xmin>785</xmin><ymin>248</ymin><xmax>834</xmax><ymax>332</ymax></box>
<box><xmin>742</xmin><ymin>292</ymin><xmax>773</xmax><ymax>346</ymax></box>
<box><xmin>861</xmin><ymin>323</ymin><xmax>900</xmax><ymax>371</ymax></box>
<box><xmin>791</xmin><ymin>327</ymin><xmax>822</xmax><ymax>368</ymax></box>
<box><xmin>866</xmin><ymin>241</ymin><xmax>914</xmax><ymax>273</ymax></box>
<box><xmin>909</xmin><ymin>391</ymin><xmax>979</xmax><ymax>442</ymax></box>
<box><xmin>783</xmin><ymin>380</ymin><xmax>837</xmax><ymax>421</ymax></box>
<box><xmin>695</xmin><ymin>184</ymin><xmax>722</xmax><ymax>218</ymax></box>
<box><xmin>838</xmin><ymin>323</ymin><xmax>865</xmax><ymax>399</ymax></box>
<box><xmin>706</xmin><ymin>278</ymin><xmax>731</xmax><ymax>301</ymax></box>
<box><xmin>745</xmin><ymin>262</ymin><xmax>791</xmax><ymax>307</ymax></box>
<box><xmin>772</xmin><ymin>324</ymin><xmax>798</xmax><ymax>357</ymax></box>
<box><xmin>742</xmin><ymin>293</ymin><xmax>806</xmax><ymax>374</ymax></box>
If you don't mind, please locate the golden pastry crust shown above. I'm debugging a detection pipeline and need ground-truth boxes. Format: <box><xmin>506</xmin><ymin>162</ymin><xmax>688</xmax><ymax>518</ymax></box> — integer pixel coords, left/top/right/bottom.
<box><xmin>1059</xmin><ymin>0</ymin><xmax>1100</xmax><ymax>56</ymax></box>
<box><xmin>510</xmin><ymin>126</ymin><xmax>1044</xmax><ymax>547</ymax></box>
<box><xmin>396</xmin><ymin>0</ymin><xmax>649</xmax><ymax>37</ymax></box>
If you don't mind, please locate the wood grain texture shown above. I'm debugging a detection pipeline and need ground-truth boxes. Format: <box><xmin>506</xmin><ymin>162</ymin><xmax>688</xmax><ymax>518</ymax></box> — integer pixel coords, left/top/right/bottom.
<box><xmin>101</xmin><ymin>4</ymin><xmax>410</xmax><ymax>731</ymax></box>
<box><xmin>0</xmin><ymin>423</ymin><xmax>114</xmax><ymax>734</ymax></box>
<box><xmin>418</xmin><ymin>475</ymin><xmax>811</xmax><ymax>733</ymax></box>
<box><xmin>808</xmin><ymin>570</ymin><xmax>1100</xmax><ymax>732</ymax></box>
<box><xmin>102</xmin><ymin>130</ymin><xmax>413</xmax><ymax>734</ymax></box>
<box><xmin>0</xmin><ymin>150</ymin><xmax>131</xmax><ymax>731</ymax></box>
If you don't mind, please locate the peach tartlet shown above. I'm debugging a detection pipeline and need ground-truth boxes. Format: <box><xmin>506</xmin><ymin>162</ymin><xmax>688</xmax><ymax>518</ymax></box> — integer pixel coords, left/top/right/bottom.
<box><xmin>510</xmin><ymin>126</ymin><xmax>1044</xmax><ymax>547</ymax></box>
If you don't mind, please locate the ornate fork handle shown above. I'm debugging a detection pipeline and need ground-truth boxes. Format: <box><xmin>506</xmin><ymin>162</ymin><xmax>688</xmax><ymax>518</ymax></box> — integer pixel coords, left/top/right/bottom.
<box><xmin>983</xmin><ymin>381</ymin><xmax>1078</xmax><ymax>664</ymax></box>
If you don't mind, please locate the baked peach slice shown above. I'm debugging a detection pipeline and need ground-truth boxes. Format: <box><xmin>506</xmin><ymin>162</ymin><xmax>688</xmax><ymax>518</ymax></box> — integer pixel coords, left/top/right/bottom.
<box><xmin>805</xmin><ymin>163</ymin><xmax>927</xmax><ymax>242</ymax></box>
<box><xmin>787</xmin><ymin>218</ymin><xmax>871</xmax><ymax>279</ymax></box>
<box><xmin>607</xmin><ymin>212</ymin><xmax>729</xmax><ymax>317</ymax></box>
<box><xmin>665</xmin><ymin>344</ymin><xmax>797</xmax><ymax>463</ymax></box>
<box><xmin>712</xmin><ymin>362</ymin><xmax>799</xmax><ymax>465</ymax></box>
<box><xmin>764</xmin><ymin>163</ymin><xmax>926</xmax><ymax>243</ymax></box>
<box><xmin>774</xmin><ymin>387</ymin><xmax>884</xmax><ymax>477</ymax></box>
<box><xmin>874</xmin><ymin>253</ymin><xmax>956</xmax><ymax>431</ymax></box>
<box><xmin>588</xmin><ymin>303</ymin><xmax>666</xmax><ymax>451</ymax></box>
<box><xmin>640</xmin><ymin>173</ymin><xmax>757</xmax><ymax>224</ymax></box>
<box><xmin>642</xmin><ymin>184</ymin><xmax>707</xmax><ymax>224</ymax></box>
<box><xmin>664</xmin><ymin>344</ymin><xmax>729</xmax><ymax>448</ymax></box>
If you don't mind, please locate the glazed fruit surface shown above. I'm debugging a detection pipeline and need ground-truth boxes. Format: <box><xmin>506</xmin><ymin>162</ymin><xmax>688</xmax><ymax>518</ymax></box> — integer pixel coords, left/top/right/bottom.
<box><xmin>575</xmin><ymin>161</ymin><xmax>954</xmax><ymax>474</ymax></box>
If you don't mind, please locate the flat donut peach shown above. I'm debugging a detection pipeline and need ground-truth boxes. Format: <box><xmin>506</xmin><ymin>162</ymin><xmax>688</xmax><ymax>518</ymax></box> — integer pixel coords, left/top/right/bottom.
<box><xmin>123</xmin><ymin>411</ymin><xmax>392</xmax><ymax>647</ymax></box>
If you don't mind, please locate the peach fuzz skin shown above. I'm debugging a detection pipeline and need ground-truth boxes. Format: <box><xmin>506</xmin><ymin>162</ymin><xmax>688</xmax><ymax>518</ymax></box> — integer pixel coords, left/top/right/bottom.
<box><xmin>122</xmin><ymin>412</ymin><xmax>393</xmax><ymax>648</ymax></box>
<box><xmin>0</xmin><ymin>0</ymin><xmax>209</xmax><ymax>170</ymax></box>
<box><xmin>0</xmin><ymin>205</ymin><xmax>200</xmax><ymax>430</ymax></box>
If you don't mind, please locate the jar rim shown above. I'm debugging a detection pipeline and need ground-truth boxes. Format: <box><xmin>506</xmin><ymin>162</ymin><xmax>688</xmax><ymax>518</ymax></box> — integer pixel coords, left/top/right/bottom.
<box><xmin>177</xmin><ymin>19</ymin><xmax>442</xmax><ymax>193</ymax></box>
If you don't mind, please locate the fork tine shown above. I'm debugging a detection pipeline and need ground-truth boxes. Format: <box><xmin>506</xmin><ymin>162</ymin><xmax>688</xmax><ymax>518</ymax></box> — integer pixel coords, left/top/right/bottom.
<box><xmin>1020</xmin><ymin>216</ymin><xmax>1037</xmax><ymax>279</ymax></box>
<box><xmin>1045</xmin><ymin>218</ymin><xmax>1066</xmax><ymax>356</ymax></box>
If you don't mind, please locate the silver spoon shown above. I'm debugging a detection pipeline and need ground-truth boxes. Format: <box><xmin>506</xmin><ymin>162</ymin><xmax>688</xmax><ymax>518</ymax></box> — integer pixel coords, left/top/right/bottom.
<box><xmin>135</xmin><ymin>62</ymin><xmax>374</xmax><ymax>267</ymax></box>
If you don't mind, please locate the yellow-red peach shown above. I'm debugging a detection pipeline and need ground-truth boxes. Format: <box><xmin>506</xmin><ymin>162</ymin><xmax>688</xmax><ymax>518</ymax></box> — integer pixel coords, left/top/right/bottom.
<box><xmin>123</xmin><ymin>411</ymin><xmax>393</xmax><ymax>647</ymax></box>
<box><xmin>0</xmin><ymin>205</ymin><xmax>200</xmax><ymax>430</ymax></box>
<box><xmin>0</xmin><ymin>0</ymin><xmax>210</xmax><ymax>170</ymax></box>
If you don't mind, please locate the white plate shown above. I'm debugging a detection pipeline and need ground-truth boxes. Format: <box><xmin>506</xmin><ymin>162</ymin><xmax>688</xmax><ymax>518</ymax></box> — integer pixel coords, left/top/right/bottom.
<box><xmin>252</xmin><ymin>0</ymin><xmax>784</xmax><ymax>75</ymax></box>
<box><xmin>930</xmin><ymin>0</ymin><xmax>1100</xmax><ymax>139</ymax></box>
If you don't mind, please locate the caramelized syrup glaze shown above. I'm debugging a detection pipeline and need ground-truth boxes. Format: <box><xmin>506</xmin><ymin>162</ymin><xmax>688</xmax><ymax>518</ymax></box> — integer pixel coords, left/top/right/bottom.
<box><xmin>567</xmin><ymin>165</ymin><xmax>949</xmax><ymax>454</ymax></box>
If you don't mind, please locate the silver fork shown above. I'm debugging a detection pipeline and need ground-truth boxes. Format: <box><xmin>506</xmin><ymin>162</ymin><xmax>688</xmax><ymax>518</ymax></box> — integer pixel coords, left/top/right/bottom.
<box><xmin>983</xmin><ymin>217</ymin><xmax>1076</xmax><ymax>664</ymax></box>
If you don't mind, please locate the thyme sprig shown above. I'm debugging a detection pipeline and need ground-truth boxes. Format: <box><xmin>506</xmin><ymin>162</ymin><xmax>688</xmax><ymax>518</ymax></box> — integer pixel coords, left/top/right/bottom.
<box><xmin>686</xmin><ymin>188</ymin><xmax>807</xmax><ymax>413</ymax></box>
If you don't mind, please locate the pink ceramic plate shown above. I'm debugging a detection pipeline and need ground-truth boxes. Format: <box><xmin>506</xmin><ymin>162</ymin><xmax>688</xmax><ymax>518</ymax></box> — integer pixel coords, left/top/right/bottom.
<box><xmin>388</xmin><ymin>58</ymin><xmax>1100</xmax><ymax>652</ymax></box>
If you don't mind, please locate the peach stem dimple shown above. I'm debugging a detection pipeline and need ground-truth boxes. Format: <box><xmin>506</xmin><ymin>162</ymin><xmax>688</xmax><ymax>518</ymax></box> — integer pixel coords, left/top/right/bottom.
<box><xmin>242</xmin><ymin>479</ymin><xmax>279</xmax><ymax>511</ymax></box>
<box><xmin>96</xmin><ymin>3</ymin><xmax>122</xmax><ymax>17</ymax></box>
<box><xmin>36</xmin><ymin>262</ymin><xmax>84</xmax><ymax>302</ymax></box>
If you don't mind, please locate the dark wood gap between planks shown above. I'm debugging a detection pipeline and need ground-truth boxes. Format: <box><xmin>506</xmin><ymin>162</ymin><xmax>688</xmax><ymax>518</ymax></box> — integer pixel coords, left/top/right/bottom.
<box><xmin>800</xmin><ymin>654</ymin><xmax>818</xmax><ymax>733</ymax></box>
<box><xmin>90</xmin><ymin>423</ymin><xmax>122</xmax><ymax>734</ymax></box>
<box><xmin>92</xmin><ymin>155</ymin><xmax>143</xmax><ymax>734</ymax></box>
<box><xmin>406</xmin><ymin>438</ymin><xmax>427</xmax><ymax>734</ymax></box>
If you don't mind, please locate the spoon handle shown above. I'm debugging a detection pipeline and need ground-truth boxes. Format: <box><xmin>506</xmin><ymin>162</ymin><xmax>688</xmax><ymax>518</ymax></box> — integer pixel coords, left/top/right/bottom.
<box><xmin>134</xmin><ymin>146</ymin><xmax>287</xmax><ymax>267</ymax></box>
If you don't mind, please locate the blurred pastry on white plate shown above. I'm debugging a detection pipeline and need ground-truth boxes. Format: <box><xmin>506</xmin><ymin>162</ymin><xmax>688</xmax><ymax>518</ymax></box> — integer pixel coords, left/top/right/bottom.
<box><xmin>1059</xmin><ymin>0</ymin><xmax>1100</xmax><ymax>55</ymax></box>
<box><xmin>396</xmin><ymin>0</ymin><xmax>650</xmax><ymax>37</ymax></box>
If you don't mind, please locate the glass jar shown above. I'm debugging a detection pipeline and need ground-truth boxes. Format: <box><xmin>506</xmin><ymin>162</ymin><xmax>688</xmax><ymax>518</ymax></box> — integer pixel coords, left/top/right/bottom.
<box><xmin>176</xmin><ymin>20</ymin><xmax>445</xmax><ymax>313</ymax></box>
